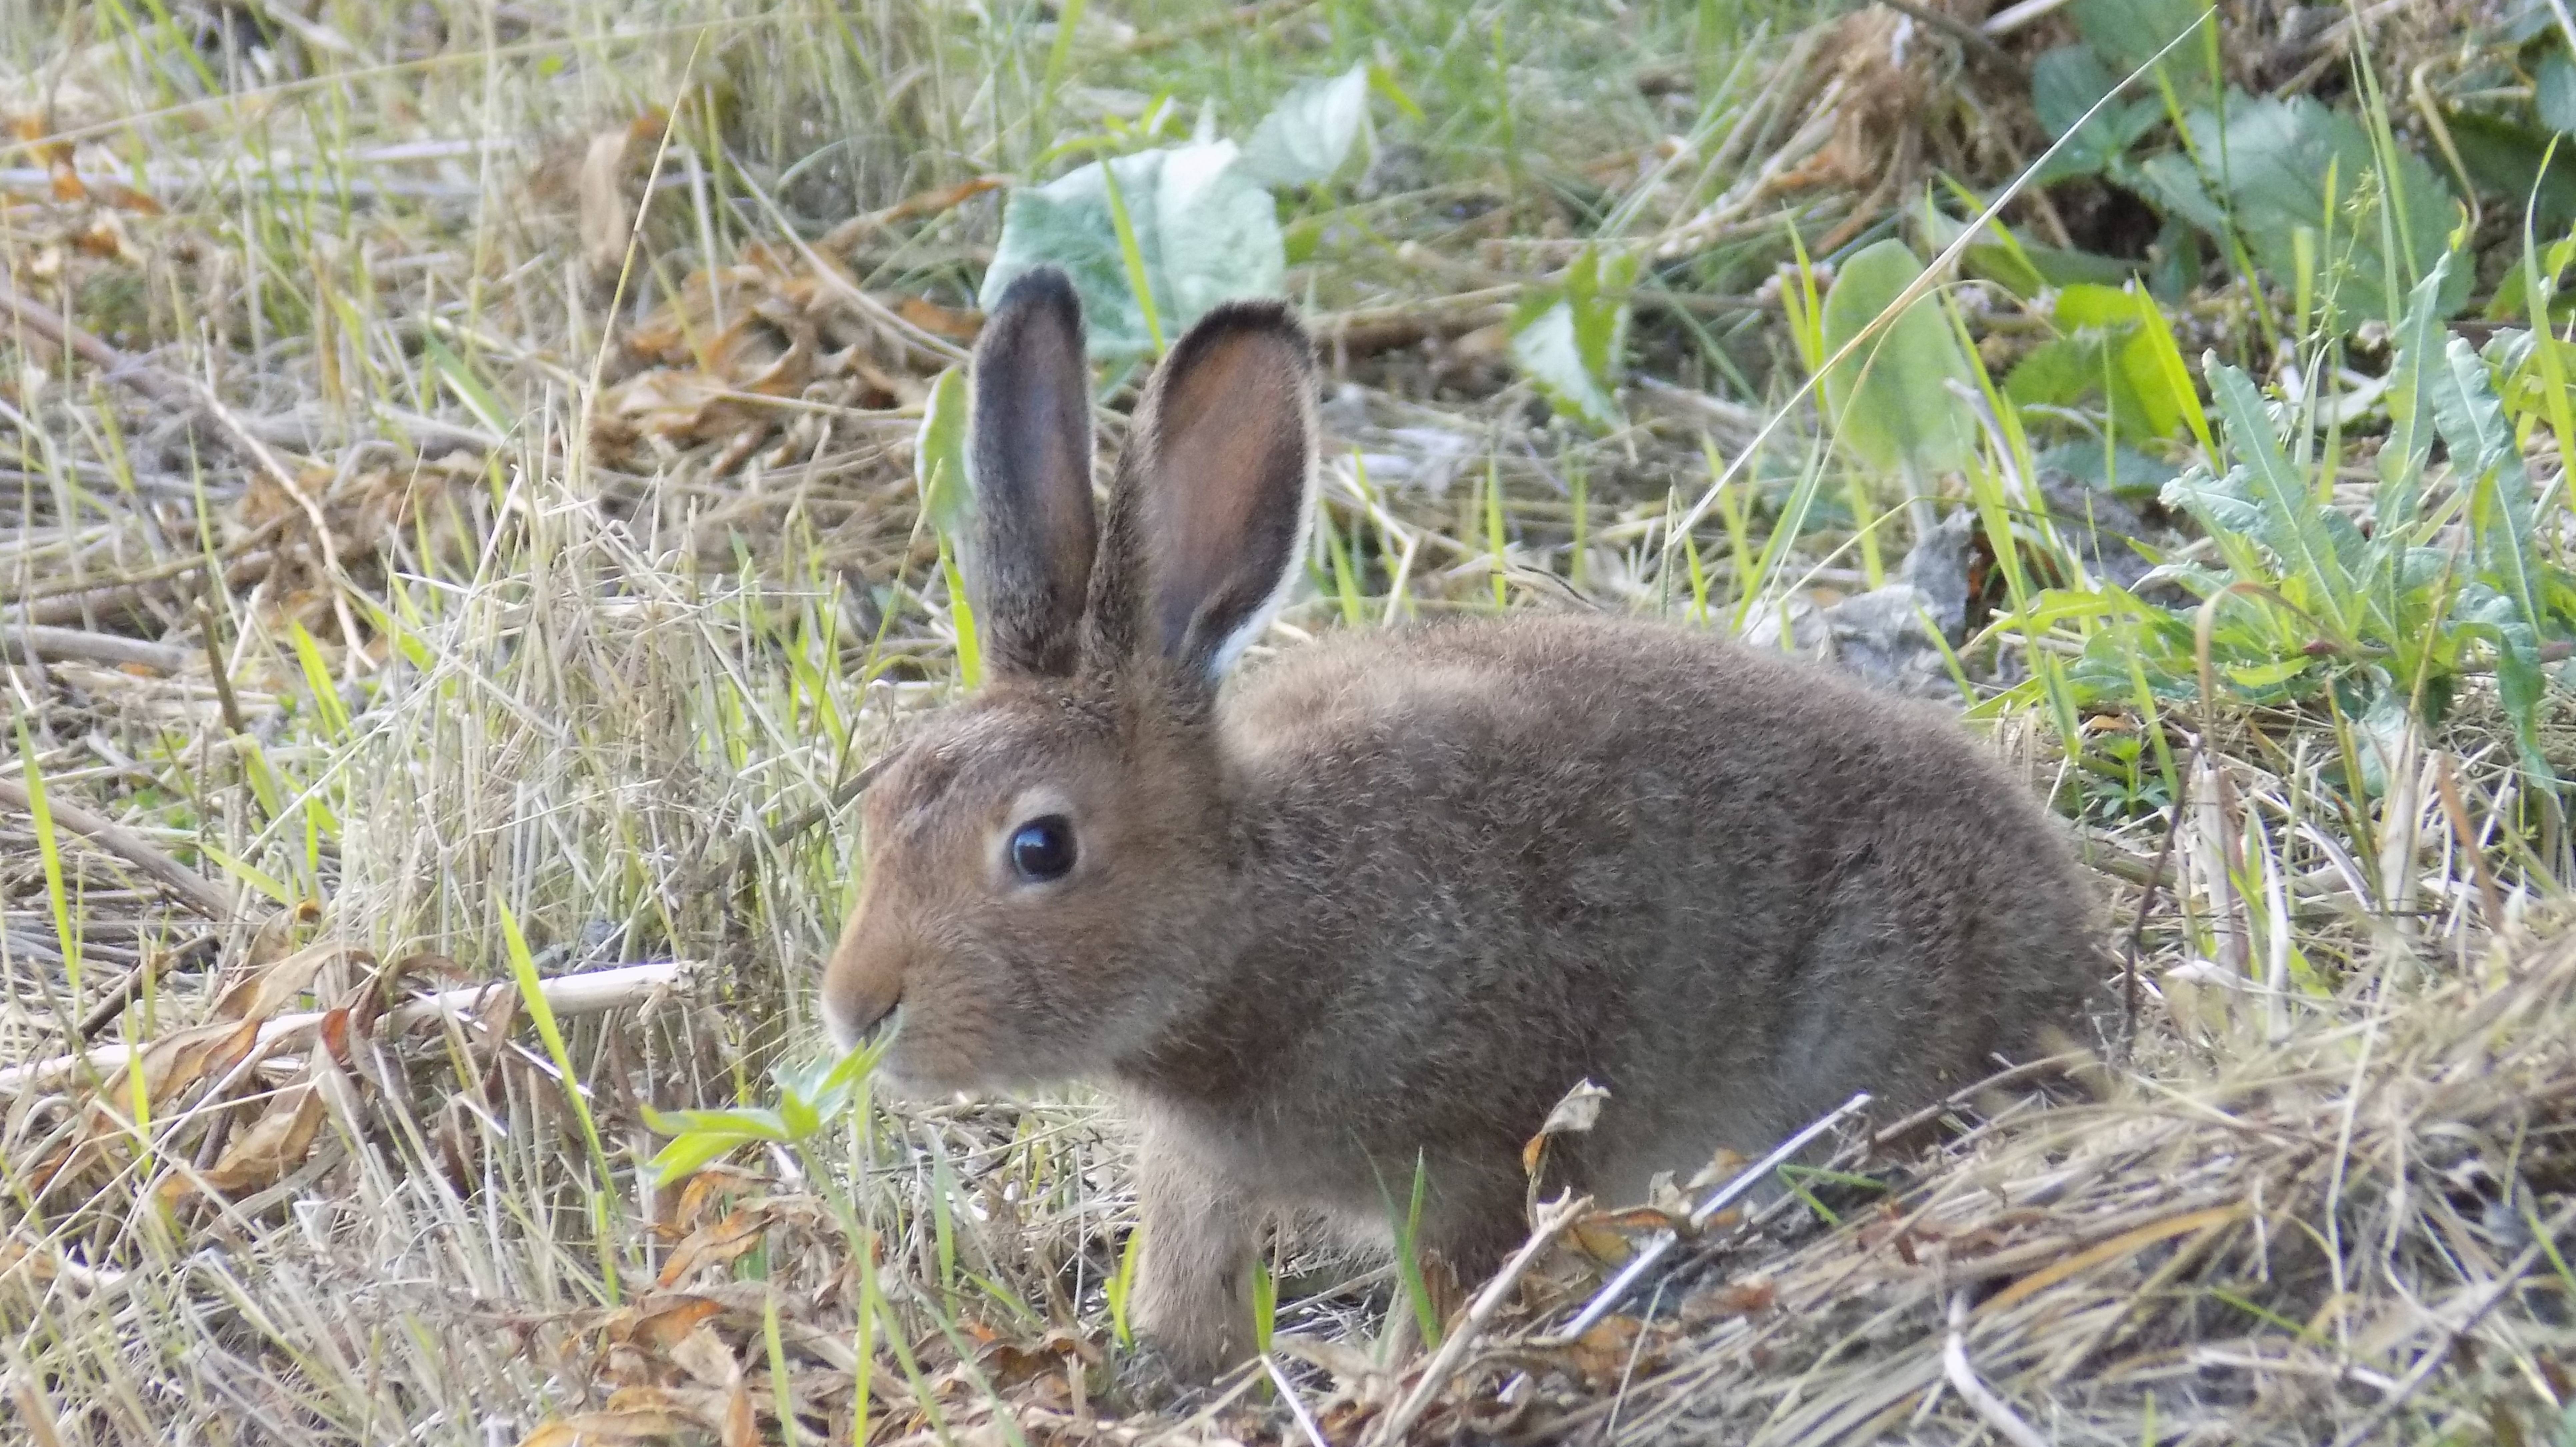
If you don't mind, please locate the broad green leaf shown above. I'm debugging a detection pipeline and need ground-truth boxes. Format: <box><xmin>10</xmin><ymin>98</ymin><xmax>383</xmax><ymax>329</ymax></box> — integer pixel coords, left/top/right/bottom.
<box><xmin>2005</xmin><ymin>335</ymin><xmax>2108</xmax><ymax>410</ymax></box>
<box><xmin>2376</xmin><ymin>253</ymin><xmax>2453</xmax><ymax>529</ymax></box>
<box><xmin>1816</xmin><ymin>239</ymin><xmax>1979</xmax><ymax>480</ymax></box>
<box><xmin>2443</xmin><ymin>109</ymin><xmax>2576</xmax><ymax>234</ymax></box>
<box><xmin>2029</xmin><ymin>45</ymin><xmax>2164</xmax><ymax>183</ymax></box>
<box><xmin>1510</xmin><ymin>246</ymin><xmax>1637</xmax><ymax>432</ymax></box>
<box><xmin>914</xmin><ymin>366</ymin><xmax>971</xmax><ymax>539</ymax></box>
<box><xmin>779</xmin><ymin>1091</ymin><xmax>821</xmax><ymax>1142</ymax></box>
<box><xmin>2160</xmin><ymin>466</ymin><xmax>2267</xmax><ymax>568</ymax></box>
<box><xmin>982</xmin><ymin>141</ymin><xmax>1284</xmax><ymax>361</ymax></box>
<box><xmin>2136</xmin><ymin>152</ymin><xmax>2231</xmax><ymax>238</ymax></box>
<box><xmin>2122</xmin><ymin>283</ymin><xmax>2212</xmax><ymax>454</ymax></box>
<box><xmin>2454</xmin><ymin>586</ymin><xmax>2554</xmax><ymax>781</ymax></box>
<box><xmin>2224</xmin><ymin>656</ymin><xmax>2316</xmax><ymax>689</ymax></box>
<box><xmin>2207</xmin><ymin>364</ymin><xmax>2351</xmax><ymax>629</ymax></box>
<box><xmin>2541</xmin><ymin>49</ymin><xmax>2576</xmax><ymax>135</ymax></box>
<box><xmin>1238</xmin><ymin>63</ymin><xmax>1371</xmax><ymax>187</ymax></box>
<box><xmin>1511</xmin><ymin>307</ymin><xmax>1618</xmax><ymax>432</ymax></box>
<box><xmin>2426</xmin><ymin>335</ymin><xmax>2545</xmax><ymax>640</ymax></box>
<box><xmin>644</xmin><ymin>1105</ymin><xmax>793</xmax><ymax>1141</ymax></box>
<box><xmin>2036</xmin><ymin>440</ymin><xmax>2178</xmax><ymax>500</ymax></box>
<box><xmin>2167</xmin><ymin>94</ymin><xmax>2467</xmax><ymax>330</ymax></box>
<box><xmin>2069</xmin><ymin>0</ymin><xmax>2216</xmax><ymax>100</ymax></box>
<box><xmin>2052</xmin><ymin>284</ymin><xmax>2192</xmax><ymax>441</ymax></box>
<box><xmin>647</xmin><ymin>1131</ymin><xmax>750</xmax><ymax>1185</ymax></box>
<box><xmin>2020</xmin><ymin>243</ymin><xmax>2146</xmax><ymax>289</ymax></box>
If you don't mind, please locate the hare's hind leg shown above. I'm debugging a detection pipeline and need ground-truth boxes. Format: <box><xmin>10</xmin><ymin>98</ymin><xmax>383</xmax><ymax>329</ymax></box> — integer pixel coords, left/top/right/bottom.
<box><xmin>1131</xmin><ymin>1120</ymin><xmax>1258</xmax><ymax>1379</ymax></box>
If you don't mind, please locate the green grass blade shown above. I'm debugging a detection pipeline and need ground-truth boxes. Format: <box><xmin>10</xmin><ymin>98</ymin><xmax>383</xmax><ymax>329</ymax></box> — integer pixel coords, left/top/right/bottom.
<box><xmin>497</xmin><ymin>896</ymin><xmax>623</xmax><ymax>1305</ymax></box>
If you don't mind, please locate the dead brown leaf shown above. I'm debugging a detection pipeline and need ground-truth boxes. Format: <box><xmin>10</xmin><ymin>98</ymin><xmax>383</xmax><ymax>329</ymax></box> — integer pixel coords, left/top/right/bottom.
<box><xmin>667</xmin><ymin>1325</ymin><xmax>739</xmax><ymax>1390</ymax></box>
<box><xmin>104</xmin><ymin>1016</ymin><xmax>262</xmax><ymax>1119</ymax></box>
<box><xmin>669</xmin><ymin>1165</ymin><xmax>768</xmax><ymax>1237</ymax></box>
<box><xmin>615</xmin><ymin>1295</ymin><xmax>726</xmax><ymax>1354</ymax></box>
<box><xmin>578</xmin><ymin>111</ymin><xmax>671</xmax><ymax>280</ymax></box>
<box><xmin>1565</xmin><ymin>1315</ymin><xmax>1652</xmax><ymax>1389</ymax></box>
<box><xmin>896</xmin><ymin>294</ymin><xmax>982</xmax><ymax>342</ymax></box>
<box><xmin>1680</xmin><ymin>1277</ymin><xmax>1778</xmax><ymax>1326</ymax></box>
<box><xmin>1522</xmin><ymin>1078</ymin><xmax>1611</xmax><ymax>1178</ymax></box>
<box><xmin>212</xmin><ymin>942</ymin><xmax>372</xmax><ymax>1023</ymax></box>
<box><xmin>171</xmin><ymin>1079</ymin><xmax>328</xmax><ymax>1201</ymax></box>
<box><xmin>658</xmin><ymin>1206</ymin><xmax>774</xmax><ymax>1288</ymax></box>
<box><xmin>513</xmin><ymin>1406</ymin><xmax>700</xmax><ymax>1447</ymax></box>
<box><xmin>593</xmin><ymin>241</ymin><xmax>940</xmax><ymax>468</ymax></box>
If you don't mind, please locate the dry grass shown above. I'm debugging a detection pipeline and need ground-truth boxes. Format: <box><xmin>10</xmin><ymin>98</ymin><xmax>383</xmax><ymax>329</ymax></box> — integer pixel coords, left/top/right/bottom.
<box><xmin>2</xmin><ymin>0</ymin><xmax>2571</xmax><ymax>1443</ymax></box>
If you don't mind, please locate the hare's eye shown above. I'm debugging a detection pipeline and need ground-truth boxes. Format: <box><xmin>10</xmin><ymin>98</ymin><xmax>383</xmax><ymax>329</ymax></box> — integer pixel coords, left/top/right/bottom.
<box><xmin>1008</xmin><ymin>815</ymin><xmax>1076</xmax><ymax>882</ymax></box>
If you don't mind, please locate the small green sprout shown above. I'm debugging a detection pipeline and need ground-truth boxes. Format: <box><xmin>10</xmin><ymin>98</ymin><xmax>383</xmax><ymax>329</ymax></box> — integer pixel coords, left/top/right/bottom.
<box><xmin>643</xmin><ymin>1035</ymin><xmax>890</xmax><ymax>1186</ymax></box>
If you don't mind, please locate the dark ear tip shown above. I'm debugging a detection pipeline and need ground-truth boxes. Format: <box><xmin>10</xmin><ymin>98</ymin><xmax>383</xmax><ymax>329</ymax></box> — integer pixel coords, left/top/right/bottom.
<box><xmin>983</xmin><ymin>267</ymin><xmax>1086</xmax><ymax>350</ymax></box>
<box><xmin>1167</xmin><ymin>297</ymin><xmax>1315</xmax><ymax>371</ymax></box>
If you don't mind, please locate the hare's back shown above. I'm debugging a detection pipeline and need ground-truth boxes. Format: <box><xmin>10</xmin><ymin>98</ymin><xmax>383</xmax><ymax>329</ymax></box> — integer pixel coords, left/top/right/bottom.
<box><xmin>1221</xmin><ymin>611</ymin><xmax>2093</xmax><ymax>1015</ymax></box>
<box><xmin>1225</xmin><ymin>613</ymin><xmax>2032</xmax><ymax>827</ymax></box>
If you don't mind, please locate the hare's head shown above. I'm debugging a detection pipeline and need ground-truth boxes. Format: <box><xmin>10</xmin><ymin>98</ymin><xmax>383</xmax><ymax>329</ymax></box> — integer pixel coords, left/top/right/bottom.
<box><xmin>821</xmin><ymin>269</ymin><xmax>1317</xmax><ymax>1093</ymax></box>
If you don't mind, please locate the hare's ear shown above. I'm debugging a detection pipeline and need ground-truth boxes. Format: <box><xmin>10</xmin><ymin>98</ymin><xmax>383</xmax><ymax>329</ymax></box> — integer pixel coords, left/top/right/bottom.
<box><xmin>1089</xmin><ymin>300</ymin><xmax>1316</xmax><ymax>682</ymax></box>
<box><xmin>968</xmin><ymin>268</ymin><xmax>1098</xmax><ymax>678</ymax></box>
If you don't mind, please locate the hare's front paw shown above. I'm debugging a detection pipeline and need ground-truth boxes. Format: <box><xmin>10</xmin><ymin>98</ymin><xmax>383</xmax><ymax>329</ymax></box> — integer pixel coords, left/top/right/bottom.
<box><xmin>1111</xmin><ymin>1337</ymin><xmax>1222</xmax><ymax>1415</ymax></box>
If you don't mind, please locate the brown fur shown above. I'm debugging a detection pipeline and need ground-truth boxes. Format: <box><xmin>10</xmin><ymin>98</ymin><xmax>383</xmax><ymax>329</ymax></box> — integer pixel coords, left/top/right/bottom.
<box><xmin>822</xmin><ymin>269</ymin><xmax>2100</xmax><ymax>1377</ymax></box>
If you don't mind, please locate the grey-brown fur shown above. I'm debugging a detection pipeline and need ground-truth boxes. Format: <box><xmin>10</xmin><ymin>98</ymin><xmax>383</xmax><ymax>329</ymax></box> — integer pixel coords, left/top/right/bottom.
<box><xmin>822</xmin><ymin>268</ymin><xmax>2099</xmax><ymax>1377</ymax></box>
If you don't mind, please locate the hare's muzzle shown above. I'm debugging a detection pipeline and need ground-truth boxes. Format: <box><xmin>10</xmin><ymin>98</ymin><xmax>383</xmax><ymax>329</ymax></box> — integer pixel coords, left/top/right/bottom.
<box><xmin>820</xmin><ymin>901</ymin><xmax>902</xmax><ymax>1053</ymax></box>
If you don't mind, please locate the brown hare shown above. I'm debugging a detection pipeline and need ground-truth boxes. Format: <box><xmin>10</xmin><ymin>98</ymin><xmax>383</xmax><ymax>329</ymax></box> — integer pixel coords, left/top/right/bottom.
<box><xmin>822</xmin><ymin>267</ymin><xmax>2098</xmax><ymax>1379</ymax></box>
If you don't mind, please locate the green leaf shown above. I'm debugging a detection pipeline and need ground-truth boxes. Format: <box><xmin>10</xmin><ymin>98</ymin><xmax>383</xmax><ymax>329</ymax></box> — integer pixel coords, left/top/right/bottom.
<box><xmin>2118</xmin><ymin>282</ymin><xmax>2212</xmax><ymax>454</ymax></box>
<box><xmin>287</xmin><ymin>621</ymin><xmax>350</xmax><ymax>739</ymax></box>
<box><xmin>647</xmin><ymin>1131</ymin><xmax>750</xmax><ymax>1185</ymax></box>
<box><xmin>982</xmin><ymin>142</ymin><xmax>1285</xmax><ymax>362</ymax></box>
<box><xmin>2426</xmin><ymin>335</ymin><xmax>2546</xmax><ymax>640</ymax></box>
<box><xmin>2020</xmin><ymin>243</ymin><xmax>2148</xmax><ymax>289</ymax></box>
<box><xmin>423</xmin><ymin>335</ymin><xmax>513</xmax><ymax>441</ymax></box>
<box><xmin>2376</xmin><ymin>253</ymin><xmax>2454</xmax><ymax>529</ymax></box>
<box><xmin>2029</xmin><ymin>45</ymin><xmax>2163</xmax><ymax>183</ymax></box>
<box><xmin>1368</xmin><ymin>63</ymin><xmax>1426</xmax><ymax>123</ymax></box>
<box><xmin>2453</xmin><ymin>587</ymin><xmax>2554</xmax><ymax>781</ymax></box>
<box><xmin>1251</xmin><ymin>1257</ymin><xmax>1278</xmax><ymax>1356</ymax></box>
<box><xmin>644</xmin><ymin>1104</ymin><xmax>793</xmax><ymax>1141</ymax></box>
<box><xmin>2038</xmin><ymin>284</ymin><xmax>2196</xmax><ymax>443</ymax></box>
<box><xmin>499</xmin><ymin>896</ymin><xmax>622</xmax><ymax>1301</ymax></box>
<box><xmin>2036</xmin><ymin>441</ymin><xmax>2178</xmax><ymax>500</ymax></box>
<box><xmin>779</xmin><ymin>1091</ymin><xmax>821</xmax><ymax>1142</ymax></box>
<box><xmin>2005</xmin><ymin>336</ymin><xmax>2105</xmax><ymax>409</ymax></box>
<box><xmin>1816</xmin><ymin>239</ymin><xmax>1979</xmax><ymax>479</ymax></box>
<box><xmin>1238</xmin><ymin>63</ymin><xmax>1371</xmax><ymax>187</ymax></box>
<box><xmin>2069</xmin><ymin>0</ymin><xmax>2216</xmax><ymax>100</ymax></box>
<box><xmin>914</xmin><ymin>366</ymin><xmax>971</xmax><ymax>538</ymax></box>
<box><xmin>2541</xmin><ymin>49</ymin><xmax>2576</xmax><ymax>135</ymax></box>
<box><xmin>2207</xmin><ymin>364</ymin><xmax>2351</xmax><ymax>628</ymax></box>
<box><xmin>1106</xmin><ymin>1224</ymin><xmax>1145</xmax><ymax>1349</ymax></box>
<box><xmin>2223</xmin><ymin>656</ymin><xmax>2315</xmax><ymax>689</ymax></box>
<box><xmin>2442</xmin><ymin>108</ymin><xmax>2576</xmax><ymax>233</ymax></box>
<box><xmin>2168</xmin><ymin>93</ymin><xmax>2467</xmax><ymax>330</ymax></box>
<box><xmin>1509</xmin><ymin>246</ymin><xmax>1636</xmax><ymax>432</ymax></box>
<box><xmin>813</xmin><ymin>1035</ymin><xmax>890</xmax><ymax>1116</ymax></box>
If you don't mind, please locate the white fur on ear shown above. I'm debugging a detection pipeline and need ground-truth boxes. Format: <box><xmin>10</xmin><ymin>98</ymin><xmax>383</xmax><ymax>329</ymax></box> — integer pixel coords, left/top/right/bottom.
<box><xmin>1199</xmin><ymin>420</ymin><xmax>1319</xmax><ymax>680</ymax></box>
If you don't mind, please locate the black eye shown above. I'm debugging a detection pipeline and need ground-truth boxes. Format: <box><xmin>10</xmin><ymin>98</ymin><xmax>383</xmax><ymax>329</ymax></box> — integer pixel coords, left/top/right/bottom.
<box><xmin>1008</xmin><ymin>815</ymin><xmax>1076</xmax><ymax>882</ymax></box>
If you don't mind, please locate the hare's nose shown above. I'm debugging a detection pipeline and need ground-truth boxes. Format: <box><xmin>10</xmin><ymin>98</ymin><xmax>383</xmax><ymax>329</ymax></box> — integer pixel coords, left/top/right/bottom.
<box><xmin>821</xmin><ymin>906</ymin><xmax>903</xmax><ymax>1050</ymax></box>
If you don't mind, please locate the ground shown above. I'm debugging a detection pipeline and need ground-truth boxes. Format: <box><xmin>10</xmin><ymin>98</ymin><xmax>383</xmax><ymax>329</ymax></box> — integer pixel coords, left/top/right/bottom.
<box><xmin>4</xmin><ymin>1</ymin><xmax>2576</xmax><ymax>1443</ymax></box>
